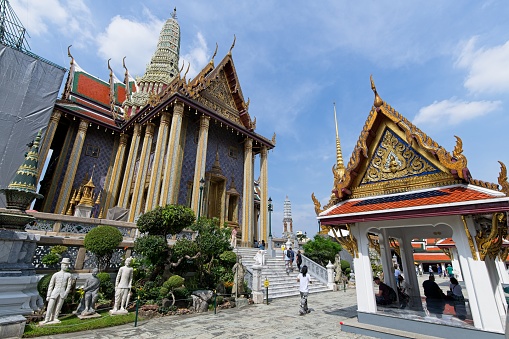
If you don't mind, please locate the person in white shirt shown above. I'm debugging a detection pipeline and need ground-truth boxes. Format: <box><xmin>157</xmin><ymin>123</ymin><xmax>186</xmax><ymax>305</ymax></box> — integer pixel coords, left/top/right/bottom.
<box><xmin>297</xmin><ymin>265</ymin><xmax>312</xmax><ymax>315</ymax></box>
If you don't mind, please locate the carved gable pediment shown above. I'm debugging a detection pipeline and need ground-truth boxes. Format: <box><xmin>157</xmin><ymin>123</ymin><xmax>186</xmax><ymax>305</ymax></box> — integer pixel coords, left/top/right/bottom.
<box><xmin>360</xmin><ymin>128</ymin><xmax>440</xmax><ymax>185</ymax></box>
<box><xmin>197</xmin><ymin>70</ymin><xmax>243</xmax><ymax>126</ymax></box>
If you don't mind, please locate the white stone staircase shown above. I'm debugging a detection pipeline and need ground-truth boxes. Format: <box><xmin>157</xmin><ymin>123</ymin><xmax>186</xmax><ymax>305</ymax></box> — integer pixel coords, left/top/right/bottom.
<box><xmin>234</xmin><ymin>247</ymin><xmax>330</xmax><ymax>300</ymax></box>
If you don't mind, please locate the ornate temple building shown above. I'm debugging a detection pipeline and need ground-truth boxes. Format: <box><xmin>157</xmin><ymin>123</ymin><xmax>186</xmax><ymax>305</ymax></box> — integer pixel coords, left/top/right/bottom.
<box><xmin>34</xmin><ymin>9</ymin><xmax>275</xmax><ymax>246</ymax></box>
<box><xmin>313</xmin><ymin>77</ymin><xmax>509</xmax><ymax>336</ymax></box>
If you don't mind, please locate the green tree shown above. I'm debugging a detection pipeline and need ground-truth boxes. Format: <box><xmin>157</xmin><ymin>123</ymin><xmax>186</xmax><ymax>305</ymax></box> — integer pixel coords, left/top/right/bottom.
<box><xmin>137</xmin><ymin>205</ymin><xmax>195</xmax><ymax>237</ymax></box>
<box><xmin>84</xmin><ymin>226</ymin><xmax>123</xmax><ymax>271</ymax></box>
<box><xmin>302</xmin><ymin>234</ymin><xmax>342</xmax><ymax>267</ymax></box>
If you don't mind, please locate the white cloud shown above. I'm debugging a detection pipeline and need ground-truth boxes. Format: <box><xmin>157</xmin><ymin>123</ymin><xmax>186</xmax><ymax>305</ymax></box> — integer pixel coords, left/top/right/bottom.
<box><xmin>181</xmin><ymin>32</ymin><xmax>210</xmax><ymax>81</ymax></box>
<box><xmin>413</xmin><ymin>98</ymin><xmax>501</xmax><ymax>126</ymax></box>
<box><xmin>10</xmin><ymin>0</ymin><xmax>92</xmax><ymax>44</ymax></box>
<box><xmin>96</xmin><ymin>12</ymin><xmax>164</xmax><ymax>77</ymax></box>
<box><xmin>456</xmin><ymin>37</ymin><xmax>509</xmax><ymax>94</ymax></box>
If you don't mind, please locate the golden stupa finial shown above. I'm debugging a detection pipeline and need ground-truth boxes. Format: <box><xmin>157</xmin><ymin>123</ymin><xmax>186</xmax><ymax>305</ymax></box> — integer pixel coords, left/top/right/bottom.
<box><xmin>370</xmin><ymin>75</ymin><xmax>383</xmax><ymax>108</ymax></box>
<box><xmin>333</xmin><ymin>102</ymin><xmax>345</xmax><ymax>172</ymax></box>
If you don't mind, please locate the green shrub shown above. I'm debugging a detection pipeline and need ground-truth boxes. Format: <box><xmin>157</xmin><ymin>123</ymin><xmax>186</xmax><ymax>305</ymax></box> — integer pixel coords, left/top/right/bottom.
<box><xmin>163</xmin><ymin>275</ymin><xmax>184</xmax><ymax>290</ymax></box>
<box><xmin>340</xmin><ymin>259</ymin><xmax>350</xmax><ymax>272</ymax></box>
<box><xmin>172</xmin><ymin>287</ymin><xmax>189</xmax><ymax>301</ymax></box>
<box><xmin>159</xmin><ymin>286</ymin><xmax>169</xmax><ymax>298</ymax></box>
<box><xmin>41</xmin><ymin>245</ymin><xmax>68</xmax><ymax>267</ymax></box>
<box><xmin>134</xmin><ymin>235</ymin><xmax>168</xmax><ymax>266</ymax></box>
<box><xmin>84</xmin><ymin>226</ymin><xmax>123</xmax><ymax>271</ymax></box>
<box><xmin>96</xmin><ymin>272</ymin><xmax>114</xmax><ymax>299</ymax></box>
<box><xmin>219</xmin><ymin>251</ymin><xmax>237</xmax><ymax>265</ymax></box>
<box><xmin>37</xmin><ymin>274</ymin><xmax>53</xmax><ymax>298</ymax></box>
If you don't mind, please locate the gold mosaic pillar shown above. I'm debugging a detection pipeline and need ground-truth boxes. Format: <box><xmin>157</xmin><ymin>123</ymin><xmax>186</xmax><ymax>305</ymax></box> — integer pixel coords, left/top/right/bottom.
<box><xmin>37</xmin><ymin>110</ymin><xmax>61</xmax><ymax>180</ymax></box>
<box><xmin>160</xmin><ymin>101</ymin><xmax>184</xmax><ymax>205</ymax></box>
<box><xmin>103</xmin><ymin>133</ymin><xmax>128</xmax><ymax>211</ymax></box>
<box><xmin>129</xmin><ymin>123</ymin><xmax>155</xmax><ymax>221</ymax></box>
<box><xmin>54</xmin><ymin>119</ymin><xmax>88</xmax><ymax>214</ymax></box>
<box><xmin>42</xmin><ymin>123</ymin><xmax>74</xmax><ymax>212</ymax></box>
<box><xmin>145</xmin><ymin>111</ymin><xmax>171</xmax><ymax>212</ymax></box>
<box><xmin>191</xmin><ymin>115</ymin><xmax>210</xmax><ymax>215</ymax></box>
<box><xmin>259</xmin><ymin>146</ymin><xmax>269</xmax><ymax>242</ymax></box>
<box><xmin>118</xmin><ymin>123</ymin><xmax>141</xmax><ymax>208</ymax></box>
<box><xmin>241</xmin><ymin>138</ymin><xmax>254</xmax><ymax>246</ymax></box>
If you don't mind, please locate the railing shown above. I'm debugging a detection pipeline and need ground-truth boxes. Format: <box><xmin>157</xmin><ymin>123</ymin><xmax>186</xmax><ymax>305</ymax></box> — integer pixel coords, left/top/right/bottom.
<box><xmin>301</xmin><ymin>254</ymin><xmax>328</xmax><ymax>285</ymax></box>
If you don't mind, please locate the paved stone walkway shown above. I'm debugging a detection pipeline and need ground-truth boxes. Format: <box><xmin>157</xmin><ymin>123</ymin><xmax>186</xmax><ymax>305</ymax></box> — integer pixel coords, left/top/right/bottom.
<box><xmin>40</xmin><ymin>288</ymin><xmax>377</xmax><ymax>339</ymax></box>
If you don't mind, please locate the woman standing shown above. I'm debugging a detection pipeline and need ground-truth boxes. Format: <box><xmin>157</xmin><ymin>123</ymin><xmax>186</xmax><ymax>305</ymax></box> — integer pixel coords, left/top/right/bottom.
<box><xmin>449</xmin><ymin>277</ymin><xmax>466</xmax><ymax>320</ymax></box>
<box><xmin>297</xmin><ymin>265</ymin><xmax>312</xmax><ymax>315</ymax></box>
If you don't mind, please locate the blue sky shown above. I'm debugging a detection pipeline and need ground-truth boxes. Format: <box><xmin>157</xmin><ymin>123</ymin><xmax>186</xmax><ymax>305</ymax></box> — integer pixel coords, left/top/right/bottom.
<box><xmin>10</xmin><ymin>0</ymin><xmax>509</xmax><ymax>238</ymax></box>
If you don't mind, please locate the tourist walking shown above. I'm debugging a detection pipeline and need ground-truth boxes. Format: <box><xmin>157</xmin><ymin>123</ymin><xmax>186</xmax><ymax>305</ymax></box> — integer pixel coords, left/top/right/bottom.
<box><xmin>446</xmin><ymin>264</ymin><xmax>454</xmax><ymax>278</ymax></box>
<box><xmin>296</xmin><ymin>250</ymin><xmax>303</xmax><ymax>271</ymax></box>
<box><xmin>283</xmin><ymin>246</ymin><xmax>291</xmax><ymax>273</ymax></box>
<box><xmin>297</xmin><ymin>265</ymin><xmax>312</xmax><ymax>315</ymax></box>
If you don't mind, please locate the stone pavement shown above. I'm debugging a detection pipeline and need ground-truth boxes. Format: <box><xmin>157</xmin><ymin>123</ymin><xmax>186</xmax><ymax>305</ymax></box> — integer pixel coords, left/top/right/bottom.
<box><xmin>40</xmin><ymin>288</ymin><xmax>377</xmax><ymax>339</ymax></box>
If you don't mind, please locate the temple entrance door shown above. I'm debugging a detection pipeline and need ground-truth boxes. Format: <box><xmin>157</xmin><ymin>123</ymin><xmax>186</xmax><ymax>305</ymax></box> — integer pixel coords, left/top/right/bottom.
<box><xmin>205</xmin><ymin>176</ymin><xmax>225</xmax><ymax>221</ymax></box>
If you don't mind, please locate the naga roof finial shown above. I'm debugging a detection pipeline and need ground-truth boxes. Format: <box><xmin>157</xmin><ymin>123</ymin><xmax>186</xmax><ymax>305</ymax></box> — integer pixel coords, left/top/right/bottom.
<box><xmin>211</xmin><ymin>42</ymin><xmax>218</xmax><ymax>64</ymax></box>
<box><xmin>67</xmin><ymin>45</ymin><xmax>74</xmax><ymax>65</ymax></box>
<box><xmin>228</xmin><ymin>34</ymin><xmax>236</xmax><ymax>55</ymax></box>
<box><xmin>108</xmin><ymin>58</ymin><xmax>113</xmax><ymax>75</ymax></box>
<box><xmin>370</xmin><ymin>75</ymin><xmax>383</xmax><ymax>108</ymax></box>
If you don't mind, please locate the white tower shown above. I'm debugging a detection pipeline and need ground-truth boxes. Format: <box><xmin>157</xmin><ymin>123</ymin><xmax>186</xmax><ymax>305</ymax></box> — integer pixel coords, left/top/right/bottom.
<box><xmin>283</xmin><ymin>195</ymin><xmax>293</xmax><ymax>234</ymax></box>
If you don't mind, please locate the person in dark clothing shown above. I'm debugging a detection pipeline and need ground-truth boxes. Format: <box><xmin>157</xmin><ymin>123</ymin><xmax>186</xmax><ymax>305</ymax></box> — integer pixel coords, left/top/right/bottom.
<box><xmin>374</xmin><ymin>277</ymin><xmax>396</xmax><ymax>305</ymax></box>
<box><xmin>422</xmin><ymin>274</ymin><xmax>446</xmax><ymax>317</ymax></box>
<box><xmin>296</xmin><ymin>250</ymin><xmax>303</xmax><ymax>271</ymax></box>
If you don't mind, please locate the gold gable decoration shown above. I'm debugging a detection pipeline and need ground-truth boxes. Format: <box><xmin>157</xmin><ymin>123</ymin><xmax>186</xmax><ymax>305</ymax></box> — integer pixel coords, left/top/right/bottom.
<box><xmin>325</xmin><ymin>224</ymin><xmax>359</xmax><ymax>258</ymax></box>
<box><xmin>360</xmin><ymin>128</ymin><xmax>440</xmax><ymax>185</ymax></box>
<box><xmin>334</xmin><ymin>77</ymin><xmax>470</xmax><ymax>200</ymax></box>
<box><xmin>474</xmin><ymin>212</ymin><xmax>507</xmax><ymax>261</ymax></box>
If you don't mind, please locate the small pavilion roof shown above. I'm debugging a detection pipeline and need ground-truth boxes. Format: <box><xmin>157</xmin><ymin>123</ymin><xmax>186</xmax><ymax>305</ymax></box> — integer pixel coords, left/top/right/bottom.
<box><xmin>319</xmin><ymin>184</ymin><xmax>509</xmax><ymax>225</ymax></box>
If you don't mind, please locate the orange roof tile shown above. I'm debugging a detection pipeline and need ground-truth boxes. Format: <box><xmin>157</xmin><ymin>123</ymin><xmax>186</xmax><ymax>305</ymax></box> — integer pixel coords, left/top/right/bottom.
<box><xmin>413</xmin><ymin>253</ymin><xmax>451</xmax><ymax>262</ymax></box>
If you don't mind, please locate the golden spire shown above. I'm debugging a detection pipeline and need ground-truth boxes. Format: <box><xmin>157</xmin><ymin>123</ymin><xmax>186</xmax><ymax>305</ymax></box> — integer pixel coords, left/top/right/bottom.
<box><xmin>333</xmin><ymin>102</ymin><xmax>345</xmax><ymax>177</ymax></box>
<box><xmin>370</xmin><ymin>75</ymin><xmax>383</xmax><ymax>108</ymax></box>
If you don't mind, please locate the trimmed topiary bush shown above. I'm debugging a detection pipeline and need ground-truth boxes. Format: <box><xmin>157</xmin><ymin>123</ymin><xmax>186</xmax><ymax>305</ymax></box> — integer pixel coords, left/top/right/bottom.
<box><xmin>162</xmin><ymin>275</ymin><xmax>184</xmax><ymax>290</ymax></box>
<box><xmin>96</xmin><ymin>272</ymin><xmax>115</xmax><ymax>299</ymax></box>
<box><xmin>84</xmin><ymin>226</ymin><xmax>123</xmax><ymax>271</ymax></box>
<box><xmin>37</xmin><ymin>273</ymin><xmax>53</xmax><ymax>299</ymax></box>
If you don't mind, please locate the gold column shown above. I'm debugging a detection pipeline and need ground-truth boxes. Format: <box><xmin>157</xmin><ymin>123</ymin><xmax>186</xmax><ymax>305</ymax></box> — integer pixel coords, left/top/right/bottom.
<box><xmin>191</xmin><ymin>115</ymin><xmax>210</xmax><ymax>214</ymax></box>
<box><xmin>118</xmin><ymin>123</ymin><xmax>141</xmax><ymax>207</ymax></box>
<box><xmin>145</xmin><ymin>112</ymin><xmax>171</xmax><ymax>212</ymax></box>
<box><xmin>129</xmin><ymin>123</ymin><xmax>155</xmax><ymax>221</ymax></box>
<box><xmin>42</xmin><ymin>121</ymin><xmax>74</xmax><ymax>212</ymax></box>
<box><xmin>103</xmin><ymin>133</ymin><xmax>128</xmax><ymax>212</ymax></box>
<box><xmin>160</xmin><ymin>101</ymin><xmax>185</xmax><ymax>205</ymax></box>
<box><xmin>241</xmin><ymin>138</ymin><xmax>253</xmax><ymax>246</ymax></box>
<box><xmin>37</xmin><ymin>110</ymin><xmax>61</xmax><ymax>180</ymax></box>
<box><xmin>260</xmin><ymin>146</ymin><xmax>269</xmax><ymax>242</ymax></box>
<box><xmin>54</xmin><ymin>119</ymin><xmax>88</xmax><ymax>214</ymax></box>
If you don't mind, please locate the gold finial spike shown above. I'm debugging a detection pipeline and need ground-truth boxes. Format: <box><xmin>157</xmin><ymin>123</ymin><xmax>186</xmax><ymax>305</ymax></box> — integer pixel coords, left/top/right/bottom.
<box><xmin>95</xmin><ymin>191</ymin><xmax>102</xmax><ymax>205</ymax></box>
<box><xmin>333</xmin><ymin>102</ymin><xmax>345</xmax><ymax>171</ymax></box>
<box><xmin>370</xmin><ymin>75</ymin><xmax>383</xmax><ymax>108</ymax></box>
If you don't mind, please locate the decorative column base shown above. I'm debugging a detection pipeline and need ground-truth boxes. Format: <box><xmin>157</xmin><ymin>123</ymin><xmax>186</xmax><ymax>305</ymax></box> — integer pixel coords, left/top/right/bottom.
<box><xmin>0</xmin><ymin>315</ymin><xmax>26</xmax><ymax>338</ymax></box>
<box><xmin>251</xmin><ymin>264</ymin><xmax>263</xmax><ymax>304</ymax></box>
<box><xmin>267</xmin><ymin>236</ymin><xmax>275</xmax><ymax>258</ymax></box>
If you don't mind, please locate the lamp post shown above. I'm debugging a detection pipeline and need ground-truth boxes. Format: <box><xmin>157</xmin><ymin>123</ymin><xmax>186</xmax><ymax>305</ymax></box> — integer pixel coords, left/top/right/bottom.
<box><xmin>268</xmin><ymin>197</ymin><xmax>275</xmax><ymax>257</ymax></box>
<box><xmin>198</xmin><ymin>178</ymin><xmax>205</xmax><ymax>219</ymax></box>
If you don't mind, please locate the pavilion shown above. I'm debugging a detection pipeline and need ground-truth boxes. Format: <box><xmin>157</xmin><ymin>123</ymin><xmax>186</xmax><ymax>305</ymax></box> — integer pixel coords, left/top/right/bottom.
<box><xmin>313</xmin><ymin>77</ymin><xmax>509</xmax><ymax>338</ymax></box>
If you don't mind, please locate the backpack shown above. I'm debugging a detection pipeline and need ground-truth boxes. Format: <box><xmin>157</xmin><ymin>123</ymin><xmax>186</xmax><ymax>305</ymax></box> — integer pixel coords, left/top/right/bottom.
<box><xmin>286</xmin><ymin>249</ymin><xmax>292</xmax><ymax>259</ymax></box>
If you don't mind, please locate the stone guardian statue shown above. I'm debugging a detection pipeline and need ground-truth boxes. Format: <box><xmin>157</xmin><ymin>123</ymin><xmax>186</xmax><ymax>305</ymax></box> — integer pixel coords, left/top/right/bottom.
<box><xmin>232</xmin><ymin>256</ymin><xmax>246</xmax><ymax>298</ymax></box>
<box><xmin>110</xmin><ymin>257</ymin><xmax>133</xmax><ymax>315</ymax></box>
<box><xmin>39</xmin><ymin>257</ymin><xmax>73</xmax><ymax>325</ymax></box>
<box><xmin>76</xmin><ymin>268</ymin><xmax>101</xmax><ymax>317</ymax></box>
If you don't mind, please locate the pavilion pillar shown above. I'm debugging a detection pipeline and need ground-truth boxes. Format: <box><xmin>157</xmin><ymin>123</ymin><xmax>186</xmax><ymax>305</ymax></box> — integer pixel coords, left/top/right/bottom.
<box><xmin>398</xmin><ymin>233</ymin><xmax>422</xmax><ymax>308</ymax></box>
<box><xmin>160</xmin><ymin>101</ymin><xmax>185</xmax><ymax>205</ymax></box>
<box><xmin>145</xmin><ymin>112</ymin><xmax>170</xmax><ymax>212</ymax></box>
<box><xmin>129</xmin><ymin>123</ymin><xmax>155</xmax><ymax>221</ymax></box>
<box><xmin>496</xmin><ymin>257</ymin><xmax>509</xmax><ymax>284</ymax></box>
<box><xmin>453</xmin><ymin>215</ymin><xmax>505</xmax><ymax>332</ymax></box>
<box><xmin>241</xmin><ymin>138</ymin><xmax>254</xmax><ymax>247</ymax></box>
<box><xmin>379</xmin><ymin>229</ymin><xmax>397</xmax><ymax>291</ymax></box>
<box><xmin>42</xmin><ymin>123</ymin><xmax>74</xmax><ymax>212</ymax></box>
<box><xmin>259</xmin><ymin>146</ymin><xmax>268</xmax><ymax>243</ymax></box>
<box><xmin>190</xmin><ymin>115</ymin><xmax>210</xmax><ymax>215</ymax></box>
<box><xmin>37</xmin><ymin>110</ymin><xmax>61</xmax><ymax>180</ymax></box>
<box><xmin>352</xmin><ymin>222</ymin><xmax>377</xmax><ymax>313</ymax></box>
<box><xmin>54</xmin><ymin>119</ymin><xmax>88</xmax><ymax>214</ymax></box>
<box><xmin>450</xmin><ymin>248</ymin><xmax>463</xmax><ymax>281</ymax></box>
<box><xmin>103</xmin><ymin>133</ymin><xmax>128</xmax><ymax>212</ymax></box>
<box><xmin>117</xmin><ymin>123</ymin><xmax>141</xmax><ymax>208</ymax></box>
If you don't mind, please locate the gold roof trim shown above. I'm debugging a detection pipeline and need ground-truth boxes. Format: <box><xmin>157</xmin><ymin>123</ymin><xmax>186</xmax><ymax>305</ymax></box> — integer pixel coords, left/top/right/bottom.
<box><xmin>333</xmin><ymin>78</ymin><xmax>470</xmax><ymax>200</ymax></box>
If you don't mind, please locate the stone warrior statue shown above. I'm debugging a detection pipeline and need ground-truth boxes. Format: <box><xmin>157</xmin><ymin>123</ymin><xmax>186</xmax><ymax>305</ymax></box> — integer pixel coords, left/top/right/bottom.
<box><xmin>110</xmin><ymin>257</ymin><xmax>133</xmax><ymax>315</ymax></box>
<box><xmin>232</xmin><ymin>256</ymin><xmax>246</xmax><ymax>298</ymax></box>
<box><xmin>76</xmin><ymin>268</ymin><xmax>100</xmax><ymax>316</ymax></box>
<box><xmin>40</xmin><ymin>257</ymin><xmax>73</xmax><ymax>325</ymax></box>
